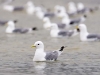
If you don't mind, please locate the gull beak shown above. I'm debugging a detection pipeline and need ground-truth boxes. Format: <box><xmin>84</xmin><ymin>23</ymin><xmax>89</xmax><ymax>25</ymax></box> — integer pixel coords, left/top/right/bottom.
<box><xmin>31</xmin><ymin>45</ymin><xmax>36</xmax><ymax>48</ymax></box>
<box><xmin>76</xmin><ymin>26</ymin><xmax>80</xmax><ymax>32</ymax></box>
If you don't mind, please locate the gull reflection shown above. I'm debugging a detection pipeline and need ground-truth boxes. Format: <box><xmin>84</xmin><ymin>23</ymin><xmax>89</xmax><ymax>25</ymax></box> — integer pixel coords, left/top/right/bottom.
<box><xmin>33</xmin><ymin>62</ymin><xmax>46</xmax><ymax>75</ymax></box>
<box><xmin>33</xmin><ymin>62</ymin><xmax>46</xmax><ymax>69</ymax></box>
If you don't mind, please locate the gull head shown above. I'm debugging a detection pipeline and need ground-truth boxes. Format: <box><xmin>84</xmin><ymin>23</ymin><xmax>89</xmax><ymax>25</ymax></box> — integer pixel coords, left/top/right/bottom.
<box><xmin>68</xmin><ymin>1</ymin><xmax>77</xmax><ymax>13</ymax></box>
<box><xmin>50</xmin><ymin>23</ymin><xmax>59</xmax><ymax>37</ymax></box>
<box><xmin>26</xmin><ymin>1</ymin><xmax>35</xmax><ymax>15</ymax></box>
<box><xmin>7</xmin><ymin>21</ymin><xmax>15</xmax><ymax>27</ymax></box>
<box><xmin>6</xmin><ymin>21</ymin><xmax>16</xmax><ymax>33</ymax></box>
<box><xmin>76</xmin><ymin>24</ymin><xmax>87</xmax><ymax>33</ymax></box>
<box><xmin>26</xmin><ymin>1</ymin><xmax>34</xmax><ymax>7</ymax></box>
<box><xmin>31</xmin><ymin>41</ymin><xmax>44</xmax><ymax>49</ymax></box>
<box><xmin>77</xmin><ymin>2</ymin><xmax>84</xmax><ymax>10</ymax></box>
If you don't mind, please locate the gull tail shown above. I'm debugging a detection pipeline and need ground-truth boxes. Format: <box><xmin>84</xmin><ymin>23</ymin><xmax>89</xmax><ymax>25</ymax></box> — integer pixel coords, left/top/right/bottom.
<box><xmin>32</xmin><ymin>27</ymin><xmax>38</xmax><ymax>31</ymax></box>
<box><xmin>13</xmin><ymin>20</ymin><xmax>18</xmax><ymax>23</ymax></box>
<box><xmin>59</xmin><ymin>46</ymin><xmax>67</xmax><ymax>51</ymax></box>
<box><xmin>57</xmin><ymin>46</ymin><xmax>67</xmax><ymax>56</ymax></box>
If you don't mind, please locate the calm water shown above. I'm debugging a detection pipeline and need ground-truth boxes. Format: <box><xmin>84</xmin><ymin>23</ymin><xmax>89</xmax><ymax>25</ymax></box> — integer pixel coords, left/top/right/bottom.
<box><xmin>0</xmin><ymin>0</ymin><xmax>100</xmax><ymax>75</ymax></box>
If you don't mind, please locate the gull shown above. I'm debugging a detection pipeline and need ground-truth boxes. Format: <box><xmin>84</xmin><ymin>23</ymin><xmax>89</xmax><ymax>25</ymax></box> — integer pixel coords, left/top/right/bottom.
<box><xmin>67</xmin><ymin>2</ymin><xmax>77</xmax><ymax>15</ymax></box>
<box><xmin>35</xmin><ymin>7</ymin><xmax>55</xmax><ymax>19</ymax></box>
<box><xmin>6</xmin><ymin>20</ymin><xmax>37</xmax><ymax>34</ymax></box>
<box><xmin>50</xmin><ymin>23</ymin><xmax>78</xmax><ymax>37</ymax></box>
<box><xmin>43</xmin><ymin>17</ymin><xmax>69</xmax><ymax>29</ymax></box>
<box><xmin>3</xmin><ymin>1</ymin><xmax>35</xmax><ymax>15</ymax></box>
<box><xmin>76</xmin><ymin>24</ymin><xmax>100</xmax><ymax>41</ymax></box>
<box><xmin>69</xmin><ymin>15</ymin><xmax>87</xmax><ymax>25</ymax></box>
<box><xmin>54</xmin><ymin>5</ymin><xmax>67</xmax><ymax>18</ymax></box>
<box><xmin>77</xmin><ymin>2</ymin><xmax>100</xmax><ymax>14</ymax></box>
<box><xmin>31</xmin><ymin>41</ymin><xmax>66</xmax><ymax>61</ymax></box>
<box><xmin>0</xmin><ymin>20</ymin><xmax>16</xmax><ymax>26</ymax></box>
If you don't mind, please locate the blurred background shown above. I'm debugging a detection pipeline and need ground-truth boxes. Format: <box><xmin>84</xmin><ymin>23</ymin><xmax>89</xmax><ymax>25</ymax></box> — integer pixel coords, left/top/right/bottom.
<box><xmin>0</xmin><ymin>0</ymin><xmax>100</xmax><ymax>75</ymax></box>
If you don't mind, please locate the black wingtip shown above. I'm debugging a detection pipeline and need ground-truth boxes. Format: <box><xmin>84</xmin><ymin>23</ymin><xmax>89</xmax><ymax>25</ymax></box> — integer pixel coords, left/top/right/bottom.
<box><xmin>32</xmin><ymin>27</ymin><xmax>37</xmax><ymax>31</ymax></box>
<box><xmin>70</xmin><ymin>21</ymin><xmax>74</xmax><ymax>25</ymax></box>
<box><xmin>89</xmin><ymin>8</ymin><xmax>94</xmax><ymax>12</ymax></box>
<box><xmin>13</xmin><ymin>20</ymin><xmax>18</xmax><ymax>23</ymax></box>
<box><xmin>83</xmin><ymin>15</ymin><xmax>87</xmax><ymax>18</ymax></box>
<box><xmin>59</xmin><ymin>46</ymin><xmax>66</xmax><ymax>51</ymax></box>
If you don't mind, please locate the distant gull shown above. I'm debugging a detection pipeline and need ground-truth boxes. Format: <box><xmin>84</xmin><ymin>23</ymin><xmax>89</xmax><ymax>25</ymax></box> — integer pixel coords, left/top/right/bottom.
<box><xmin>43</xmin><ymin>17</ymin><xmax>69</xmax><ymax>29</ymax></box>
<box><xmin>3</xmin><ymin>1</ymin><xmax>35</xmax><ymax>15</ymax></box>
<box><xmin>0</xmin><ymin>20</ymin><xmax>16</xmax><ymax>26</ymax></box>
<box><xmin>54</xmin><ymin>5</ymin><xmax>67</xmax><ymax>18</ymax></box>
<box><xmin>35</xmin><ymin>7</ymin><xmax>55</xmax><ymax>19</ymax></box>
<box><xmin>67</xmin><ymin>2</ymin><xmax>77</xmax><ymax>15</ymax></box>
<box><xmin>77</xmin><ymin>2</ymin><xmax>100</xmax><ymax>14</ymax></box>
<box><xmin>61</xmin><ymin>14</ymin><xmax>86</xmax><ymax>28</ymax></box>
<box><xmin>31</xmin><ymin>41</ymin><xmax>66</xmax><ymax>61</ymax></box>
<box><xmin>69</xmin><ymin>15</ymin><xmax>87</xmax><ymax>25</ymax></box>
<box><xmin>50</xmin><ymin>23</ymin><xmax>78</xmax><ymax>37</ymax></box>
<box><xmin>1</xmin><ymin>0</ymin><xmax>14</xmax><ymax>5</ymax></box>
<box><xmin>77</xmin><ymin>2</ymin><xmax>86</xmax><ymax>14</ymax></box>
<box><xmin>76</xmin><ymin>24</ymin><xmax>100</xmax><ymax>41</ymax></box>
<box><xmin>6</xmin><ymin>20</ymin><xmax>37</xmax><ymax>34</ymax></box>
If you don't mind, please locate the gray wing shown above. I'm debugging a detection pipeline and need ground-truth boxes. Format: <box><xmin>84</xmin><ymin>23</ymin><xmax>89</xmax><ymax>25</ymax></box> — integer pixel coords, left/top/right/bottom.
<box><xmin>77</xmin><ymin>8</ymin><xmax>87</xmax><ymax>14</ymax></box>
<box><xmin>13</xmin><ymin>6</ymin><xmax>24</xmax><ymax>11</ymax></box>
<box><xmin>44</xmin><ymin>13</ymin><xmax>55</xmax><ymax>17</ymax></box>
<box><xmin>87</xmin><ymin>34</ymin><xmax>100</xmax><ymax>39</ymax></box>
<box><xmin>13</xmin><ymin>28</ymin><xmax>28</xmax><ymax>33</ymax></box>
<box><xmin>57</xmin><ymin>23</ymin><xmax>66</xmax><ymax>29</ymax></box>
<box><xmin>67</xmin><ymin>31</ymin><xmax>74</xmax><ymax>37</ymax></box>
<box><xmin>45</xmin><ymin>51</ymin><xmax>58</xmax><ymax>61</ymax></box>
<box><xmin>58</xmin><ymin>31</ymin><xmax>68</xmax><ymax>36</ymax></box>
<box><xmin>0</xmin><ymin>20</ymin><xmax>8</xmax><ymax>25</ymax></box>
<box><xmin>70</xmin><ymin>18</ymin><xmax>81</xmax><ymax>25</ymax></box>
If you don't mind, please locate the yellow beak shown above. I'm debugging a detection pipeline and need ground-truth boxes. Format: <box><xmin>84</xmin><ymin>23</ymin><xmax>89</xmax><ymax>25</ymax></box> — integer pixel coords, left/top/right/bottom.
<box><xmin>31</xmin><ymin>45</ymin><xmax>36</xmax><ymax>48</ymax></box>
<box><xmin>76</xmin><ymin>25</ymin><xmax>79</xmax><ymax>29</ymax></box>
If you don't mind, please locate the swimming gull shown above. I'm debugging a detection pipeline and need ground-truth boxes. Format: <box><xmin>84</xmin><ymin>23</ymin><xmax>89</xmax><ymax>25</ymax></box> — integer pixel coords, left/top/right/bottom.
<box><xmin>69</xmin><ymin>15</ymin><xmax>87</xmax><ymax>25</ymax></box>
<box><xmin>31</xmin><ymin>41</ymin><xmax>66</xmax><ymax>61</ymax></box>
<box><xmin>77</xmin><ymin>2</ymin><xmax>100</xmax><ymax>14</ymax></box>
<box><xmin>3</xmin><ymin>1</ymin><xmax>35</xmax><ymax>15</ymax></box>
<box><xmin>43</xmin><ymin>17</ymin><xmax>69</xmax><ymax>29</ymax></box>
<box><xmin>0</xmin><ymin>20</ymin><xmax>16</xmax><ymax>26</ymax></box>
<box><xmin>67</xmin><ymin>2</ymin><xmax>77</xmax><ymax>15</ymax></box>
<box><xmin>76</xmin><ymin>24</ymin><xmax>100</xmax><ymax>41</ymax></box>
<box><xmin>35</xmin><ymin>7</ymin><xmax>55</xmax><ymax>19</ymax></box>
<box><xmin>6</xmin><ymin>20</ymin><xmax>37</xmax><ymax>33</ymax></box>
<box><xmin>50</xmin><ymin>23</ymin><xmax>78</xmax><ymax>37</ymax></box>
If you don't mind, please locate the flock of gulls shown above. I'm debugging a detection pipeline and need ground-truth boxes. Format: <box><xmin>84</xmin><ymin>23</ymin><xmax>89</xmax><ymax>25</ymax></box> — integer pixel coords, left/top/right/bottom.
<box><xmin>1</xmin><ymin>0</ymin><xmax>100</xmax><ymax>62</ymax></box>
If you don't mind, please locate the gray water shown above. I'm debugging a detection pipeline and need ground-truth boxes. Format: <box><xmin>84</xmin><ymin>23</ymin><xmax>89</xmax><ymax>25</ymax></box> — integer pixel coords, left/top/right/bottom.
<box><xmin>0</xmin><ymin>0</ymin><xmax>100</xmax><ymax>75</ymax></box>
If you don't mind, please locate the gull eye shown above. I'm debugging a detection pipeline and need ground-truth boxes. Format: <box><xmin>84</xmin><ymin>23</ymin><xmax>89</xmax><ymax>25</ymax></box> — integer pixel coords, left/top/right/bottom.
<box><xmin>38</xmin><ymin>44</ymin><xmax>40</xmax><ymax>45</ymax></box>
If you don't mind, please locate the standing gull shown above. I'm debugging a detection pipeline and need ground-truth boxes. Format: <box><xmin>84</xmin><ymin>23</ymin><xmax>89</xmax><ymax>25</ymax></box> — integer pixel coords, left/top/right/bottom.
<box><xmin>76</xmin><ymin>24</ymin><xmax>100</xmax><ymax>41</ymax></box>
<box><xmin>6</xmin><ymin>21</ymin><xmax>37</xmax><ymax>34</ymax></box>
<box><xmin>31</xmin><ymin>41</ymin><xmax>66</xmax><ymax>61</ymax></box>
